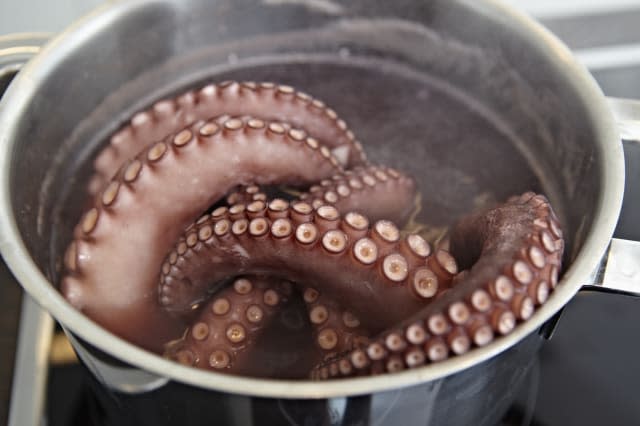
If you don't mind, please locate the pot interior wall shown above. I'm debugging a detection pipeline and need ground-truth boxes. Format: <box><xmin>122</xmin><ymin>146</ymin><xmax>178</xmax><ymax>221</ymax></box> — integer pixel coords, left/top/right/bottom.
<box><xmin>6</xmin><ymin>0</ymin><xmax>604</xmax><ymax>366</ymax></box>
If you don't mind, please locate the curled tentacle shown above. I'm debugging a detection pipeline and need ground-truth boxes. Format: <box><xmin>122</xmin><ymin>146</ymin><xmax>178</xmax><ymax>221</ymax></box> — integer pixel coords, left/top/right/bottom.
<box><xmin>215</xmin><ymin>166</ymin><xmax>417</xmax><ymax>367</ymax></box>
<box><xmin>165</xmin><ymin>276</ymin><xmax>293</xmax><ymax>376</ymax></box>
<box><xmin>299</xmin><ymin>165</ymin><xmax>417</xmax><ymax>225</ymax></box>
<box><xmin>89</xmin><ymin>81</ymin><xmax>366</xmax><ymax>194</ymax></box>
<box><xmin>159</xmin><ymin>204</ymin><xmax>456</xmax><ymax>332</ymax></box>
<box><xmin>226</xmin><ymin>184</ymin><xmax>267</xmax><ymax>205</ymax></box>
<box><xmin>61</xmin><ymin>116</ymin><xmax>342</xmax><ymax>352</ymax></box>
<box><xmin>301</xmin><ymin>286</ymin><xmax>371</xmax><ymax>361</ymax></box>
<box><xmin>310</xmin><ymin>192</ymin><xmax>563</xmax><ymax>379</ymax></box>
<box><xmin>224</xmin><ymin>163</ymin><xmax>416</xmax><ymax>233</ymax></box>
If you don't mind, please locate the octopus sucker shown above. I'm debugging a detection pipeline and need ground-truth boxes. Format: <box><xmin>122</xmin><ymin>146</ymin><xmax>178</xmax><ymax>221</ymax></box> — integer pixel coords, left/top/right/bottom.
<box><xmin>299</xmin><ymin>165</ymin><xmax>417</xmax><ymax>225</ymax></box>
<box><xmin>89</xmin><ymin>81</ymin><xmax>366</xmax><ymax>195</ymax></box>
<box><xmin>227</xmin><ymin>161</ymin><xmax>420</xmax><ymax>231</ymax></box>
<box><xmin>61</xmin><ymin>117</ymin><xmax>343</xmax><ymax>352</ymax></box>
<box><xmin>226</xmin><ymin>185</ymin><xmax>267</xmax><ymax>206</ymax></box>
<box><xmin>164</xmin><ymin>276</ymin><xmax>291</xmax><ymax>374</ymax></box>
<box><xmin>158</xmin><ymin>206</ymin><xmax>448</xmax><ymax>331</ymax></box>
<box><xmin>310</xmin><ymin>194</ymin><xmax>563</xmax><ymax>378</ymax></box>
<box><xmin>301</xmin><ymin>286</ymin><xmax>370</xmax><ymax>360</ymax></box>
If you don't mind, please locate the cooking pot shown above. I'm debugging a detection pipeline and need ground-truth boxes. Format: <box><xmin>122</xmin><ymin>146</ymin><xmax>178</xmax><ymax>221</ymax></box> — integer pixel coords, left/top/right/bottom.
<box><xmin>0</xmin><ymin>0</ymin><xmax>638</xmax><ymax>425</ymax></box>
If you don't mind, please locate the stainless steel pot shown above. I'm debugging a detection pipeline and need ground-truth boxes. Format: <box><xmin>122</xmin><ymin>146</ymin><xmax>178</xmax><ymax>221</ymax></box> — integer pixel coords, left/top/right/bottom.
<box><xmin>0</xmin><ymin>0</ymin><xmax>636</xmax><ymax>425</ymax></box>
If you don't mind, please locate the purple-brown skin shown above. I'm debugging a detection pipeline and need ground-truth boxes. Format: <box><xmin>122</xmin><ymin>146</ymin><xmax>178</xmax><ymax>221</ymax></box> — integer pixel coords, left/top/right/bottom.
<box><xmin>164</xmin><ymin>277</ymin><xmax>371</xmax><ymax>376</ymax></box>
<box><xmin>301</xmin><ymin>286</ymin><xmax>371</xmax><ymax>361</ymax></box>
<box><xmin>294</xmin><ymin>165</ymin><xmax>419</xmax><ymax>361</ymax></box>
<box><xmin>61</xmin><ymin>116</ymin><xmax>343</xmax><ymax>353</ymax></box>
<box><xmin>166</xmin><ymin>163</ymin><xmax>420</xmax><ymax>327</ymax></box>
<box><xmin>164</xmin><ymin>276</ymin><xmax>294</xmax><ymax>376</ymax></box>
<box><xmin>158</xmin><ymin>202</ymin><xmax>457</xmax><ymax>333</ymax></box>
<box><xmin>226</xmin><ymin>184</ymin><xmax>267</xmax><ymax>205</ymax></box>
<box><xmin>310</xmin><ymin>192</ymin><xmax>563</xmax><ymax>379</ymax></box>
<box><xmin>208</xmin><ymin>166</ymin><xmax>417</xmax><ymax>372</ymax></box>
<box><xmin>223</xmin><ymin>164</ymin><xmax>416</xmax><ymax>230</ymax></box>
<box><xmin>88</xmin><ymin>81</ymin><xmax>367</xmax><ymax>195</ymax></box>
<box><xmin>298</xmin><ymin>165</ymin><xmax>417</xmax><ymax>225</ymax></box>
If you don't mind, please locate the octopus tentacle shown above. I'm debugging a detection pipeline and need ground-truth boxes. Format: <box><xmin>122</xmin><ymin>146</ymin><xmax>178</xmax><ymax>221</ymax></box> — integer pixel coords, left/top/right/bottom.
<box><xmin>61</xmin><ymin>116</ymin><xmax>343</xmax><ymax>352</ymax></box>
<box><xmin>223</xmin><ymin>163</ymin><xmax>416</xmax><ymax>230</ymax></box>
<box><xmin>159</xmin><ymin>205</ymin><xmax>456</xmax><ymax>331</ymax></box>
<box><xmin>218</xmin><ymin>167</ymin><xmax>416</xmax><ymax>363</ymax></box>
<box><xmin>301</xmin><ymin>286</ymin><xmax>371</xmax><ymax>360</ymax></box>
<box><xmin>226</xmin><ymin>184</ymin><xmax>267</xmax><ymax>205</ymax></box>
<box><xmin>164</xmin><ymin>276</ymin><xmax>292</xmax><ymax>375</ymax></box>
<box><xmin>309</xmin><ymin>192</ymin><xmax>563</xmax><ymax>379</ymax></box>
<box><xmin>236</xmin><ymin>165</ymin><xmax>416</xmax><ymax>353</ymax></box>
<box><xmin>89</xmin><ymin>81</ymin><xmax>366</xmax><ymax>194</ymax></box>
<box><xmin>299</xmin><ymin>165</ymin><xmax>417</xmax><ymax>225</ymax></box>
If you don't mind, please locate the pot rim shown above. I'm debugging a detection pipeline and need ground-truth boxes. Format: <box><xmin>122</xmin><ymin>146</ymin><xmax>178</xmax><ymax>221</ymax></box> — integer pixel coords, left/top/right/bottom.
<box><xmin>0</xmin><ymin>0</ymin><xmax>625</xmax><ymax>398</ymax></box>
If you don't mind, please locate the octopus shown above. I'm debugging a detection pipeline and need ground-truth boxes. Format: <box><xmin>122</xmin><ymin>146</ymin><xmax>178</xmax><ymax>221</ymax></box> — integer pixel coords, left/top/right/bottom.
<box><xmin>59</xmin><ymin>81</ymin><xmax>564</xmax><ymax>379</ymax></box>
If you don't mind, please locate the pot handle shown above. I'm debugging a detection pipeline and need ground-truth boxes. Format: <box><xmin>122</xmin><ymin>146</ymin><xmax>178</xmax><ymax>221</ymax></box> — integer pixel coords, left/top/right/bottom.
<box><xmin>582</xmin><ymin>97</ymin><xmax>640</xmax><ymax>296</ymax></box>
<box><xmin>588</xmin><ymin>98</ymin><xmax>640</xmax><ymax>296</ymax></box>
<box><xmin>541</xmin><ymin>237</ymin><xmax>640</xmax><ymax>339</ymax></box>
<box><xmin>587</xmin><ymin>238</ymin><xmax>640</xmax><ymax>296</ymax></box>
<box><xmin>608</xmin><ymin>97</ymin><xmax>640</xmax><ymax>142</ymax></box>
<box><xmin>540</xmin><ymin>99</ymin><xmax>640</xmax><ymax>339</ymax></box>
<box><xmin>590</xmin><ymin>97</ymin><xmax>640</xmax><ymax>296</ymax></box>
